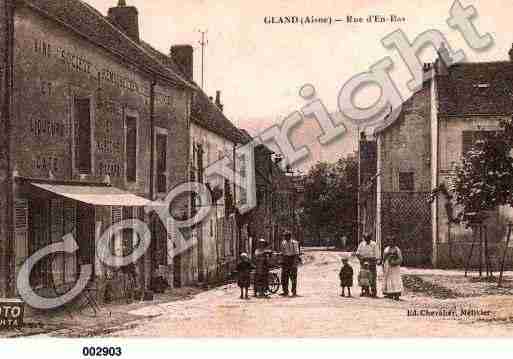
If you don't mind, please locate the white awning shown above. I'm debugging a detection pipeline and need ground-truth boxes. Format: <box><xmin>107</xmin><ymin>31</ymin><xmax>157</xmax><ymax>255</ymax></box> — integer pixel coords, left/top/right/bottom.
<box><xmin>31</xmin><ymin>183</ymin><xmax>150</xmax><ymax>207</ymax></box>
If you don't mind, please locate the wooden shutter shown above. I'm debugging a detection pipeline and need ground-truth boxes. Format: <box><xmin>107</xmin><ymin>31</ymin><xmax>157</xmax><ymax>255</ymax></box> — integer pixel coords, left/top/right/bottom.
<box><xmin>122</xmin><ymin>207</ymin><xmax>134</xmax><ymax>257</ymax></box>
<box><xmin>50</xmin><ymin>200</ymin><xmax>64</xmax><ymax>285</ymax></box>
<box><xmin>14</xmin><ymin>200</ymin><xmax>28</xmax><ymax>267</ymax></box>
<box><xmin>111</xmin><ymin>206</ymin><xmax>123</xmax><ymax>267</ymax></box>
<box><xmin>63</xmin><ymin>201</ymin><xmax>77</xmax><ymax>283</ymax></box>
<box><xmin>156</xmin><ymin>133</ymin><xmax>168</xmax><ymax>193</ymax></box>
<box><xmin>126</xmin><ymin>116</ymin><xmax>137</xmax><ymax>182</ymax></box>
<box><xmin>74</xmin><ymin>98</ymin><xmax>92</xmax><ymax>174</ymax></box>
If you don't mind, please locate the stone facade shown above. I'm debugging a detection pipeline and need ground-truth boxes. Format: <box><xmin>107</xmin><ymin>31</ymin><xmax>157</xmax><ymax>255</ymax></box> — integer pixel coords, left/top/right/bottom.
<box><xmin>190</xmin><ymin>121</ymin><xmax>238</xmax><ymax>284</ymax></box>
<box><xmin>375</xmin><ymin>82</ymin><xmax>432</xmax><ymax>265</ymax></box>
<box><xmin>0</xmin><ymin>0</ymin><xmax>193</xmax><ymax>300</ymax></box>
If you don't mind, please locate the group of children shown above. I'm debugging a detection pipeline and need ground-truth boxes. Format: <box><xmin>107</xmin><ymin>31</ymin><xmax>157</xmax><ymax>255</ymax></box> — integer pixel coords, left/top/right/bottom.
<box><xmin>339</xmin><ymin>257</ymin><xmax>371</xmax><ymax>297</ymax></box>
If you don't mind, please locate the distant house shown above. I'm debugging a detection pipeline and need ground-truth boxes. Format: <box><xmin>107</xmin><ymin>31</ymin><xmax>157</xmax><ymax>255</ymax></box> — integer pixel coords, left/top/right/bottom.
<box><xmin>370</xmin><ymin>44</ymin><xmax>513</xmax><ymax>268</ymax></box>
<box><xmin>235</xmin><ymin>130</ymin><xmax>298</xmax><ymax>257</ymax></box>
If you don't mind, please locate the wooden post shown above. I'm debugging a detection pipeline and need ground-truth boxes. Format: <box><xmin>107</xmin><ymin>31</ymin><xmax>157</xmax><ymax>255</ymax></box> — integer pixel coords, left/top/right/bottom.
<box><xmin>498</xmin><ymin>224</ymin><xmax>513</xmax><ymax>287</ymax></box>
<box><xmin>479</xmin><ymin>225</ymin><xmax>483</xmax><ymax>278</ymax></box>
<box><xmin>484</xmin><ymin>226</ymin><xmax>493</xmax><ymax>279</ymax></box>
<box><xmin>465</xmin><ymin>225</ymin><xmax>477</xmax><ymax>278</ymax></box>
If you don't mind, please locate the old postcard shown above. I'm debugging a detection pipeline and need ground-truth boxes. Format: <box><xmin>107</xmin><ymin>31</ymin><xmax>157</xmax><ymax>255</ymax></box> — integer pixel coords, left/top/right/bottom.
<box><xmin>0</xmin><ymin>0</ymin><xmax>513</xmax><ymax>352</ymax></box>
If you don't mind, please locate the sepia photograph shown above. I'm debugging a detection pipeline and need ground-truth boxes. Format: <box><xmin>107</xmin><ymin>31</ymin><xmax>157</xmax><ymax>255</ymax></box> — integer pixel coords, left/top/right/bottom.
<box><xmin>0</xmin><ymin>0</ymin><xmax>512</xmax><ymax>354</ymax></box>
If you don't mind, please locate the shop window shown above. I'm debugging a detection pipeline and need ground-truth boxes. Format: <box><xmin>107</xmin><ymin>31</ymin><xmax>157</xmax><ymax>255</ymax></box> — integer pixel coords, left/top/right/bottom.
<box><xmin>28</xmin><ymin>199</ymin><xmax>77</xmax><ymax>288</ymax></box>
<box><xmin>399</xmin><ymin>172</ymin><xmax>415</xmax><ymax>192</ymax></box>
<box><xmin>126</xmin><ymin>116</ymin><xmax>137</xmax><ymax>182</ymax></box>
<box><xmin>74</xmin><ymin>98</ymin><xmax>92</xmax><ymax>174</ymax></box>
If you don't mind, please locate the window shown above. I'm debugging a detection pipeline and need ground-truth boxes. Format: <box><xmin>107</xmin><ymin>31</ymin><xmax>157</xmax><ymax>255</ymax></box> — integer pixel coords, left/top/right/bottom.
<box><xmin>126</xmin><ymin>116</ymin><xmax>137</xmax><ymax>182</ymax></box>
<box><xmin>462</xmin><ymin>130</ymin><xmax>499</xmax><ymax>156</ymax></box>
<box><xmin>111</xmin><ymin>206</ymin><xmax>141</xmax><ymax>266</ymax></box>
<box><xmin>156</xmin><ymin>133</ymin><xmax>168</xmax><ymax>193</ymax></box>
<box><xmin>30</xmin><ymin>199</ymin><xmax>51</xmax><ymax>288</ymax></box>
<box><xmin>74</xmin><ymin>98</ymin><xmax>92</xmax><ymax>174</ymax></box>
<box><xmin>29</xmin><ymin>199</ymin><xmax>77</xmax><ymax>288</ymax></box>
<box><xmin>399</xmin><ymin>172</ymin><xmax>414</xmax><ymax>191</ymax></box>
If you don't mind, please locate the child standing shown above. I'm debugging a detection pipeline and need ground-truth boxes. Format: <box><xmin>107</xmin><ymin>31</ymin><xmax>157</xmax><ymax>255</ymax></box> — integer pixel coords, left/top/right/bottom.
<box><xmin>339</xmin><ymin>257</ymin><xmax>354</xmax><ymax>297</ymax></box>
<box><xmin>236</xmin><ymin>253</ymin><xmax>255</xmax><ymax>299</ymax></box>
<box><xmin>358</xmin><ymin>261</ymin><xmax>371</xmax><ymax>297</ymax></box>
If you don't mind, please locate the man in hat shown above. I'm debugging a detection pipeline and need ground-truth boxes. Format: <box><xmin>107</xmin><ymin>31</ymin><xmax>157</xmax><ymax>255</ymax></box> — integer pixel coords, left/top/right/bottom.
<box><xmin>356</xmin><ymin>232</ymin><xmax>379</xmax><ymax>297</ymax></box>
<box><xmin>280</xmin><ymin>230</ymin><xmax>300</xmax><ymax>296</ymax></box>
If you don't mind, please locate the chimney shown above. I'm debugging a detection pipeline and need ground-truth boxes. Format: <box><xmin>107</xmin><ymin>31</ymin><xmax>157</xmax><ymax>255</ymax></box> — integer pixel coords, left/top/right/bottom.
<box><xmin>170</xmin><ymin>45</ymin><xmax>194</xmax><ymax>81</ymax></box>
<box><xmin>215</xmin><ymin>90</ymin><xmax>224</xmax><ymax>112</ymax></box>
<box><xmin>108</xmin><ymin>0</ymin><xmax>140</xmax><ymax>42</ymax></box>
<box><xmin>509</xmin><ymin>43</ymin><xmax>513</xmax><ymax>61</ymax></box>
<box><xmin>435</xmin><ymin>43</ymin><xmax>450</xmax><ymax>76</ymax></box>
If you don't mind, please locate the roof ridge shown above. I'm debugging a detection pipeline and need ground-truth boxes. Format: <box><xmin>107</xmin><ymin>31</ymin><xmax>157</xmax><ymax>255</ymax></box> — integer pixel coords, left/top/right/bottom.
<box><xmin>23</xmin><ymin>0</ymin><xmax>195</xmax><ymax>89</ymax></box>
<box><xmin>77</xmin><ymin>0</ymin><xmax>195</xmax><ymax>88</ymax></box>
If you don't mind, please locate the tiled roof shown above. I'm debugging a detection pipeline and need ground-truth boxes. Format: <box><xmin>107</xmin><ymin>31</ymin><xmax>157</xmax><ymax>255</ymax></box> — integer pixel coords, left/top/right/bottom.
<box><xmin>438</xmin><ymin>61</ymin><xmax>513</xmax><ymax>116</ymax></box>
<box><xmin>22</xmin><ymin>0</ymin><xmax>194</xmax><ymax>89</ymax></box>
<box><xmin>191</xmin><ymin>90</ymin><xmax>245</xmax><ymax>144</ymax></box>
<box><xmin>142</xmin><ymin>42</ymin><xmax>246</xmax><ymax>145</ymax></box>
<box><xmin>140</xmin><ymin>42</ymin><xmax>246</xmax><ymax>145</ymax></box>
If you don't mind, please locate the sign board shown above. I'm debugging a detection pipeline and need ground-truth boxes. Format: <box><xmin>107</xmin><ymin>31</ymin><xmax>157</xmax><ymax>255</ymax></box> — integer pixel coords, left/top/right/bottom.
<box><xmin>0</xmin><ymin>299</ymin><xmax>25</xmax><ymax>329</ymax></box>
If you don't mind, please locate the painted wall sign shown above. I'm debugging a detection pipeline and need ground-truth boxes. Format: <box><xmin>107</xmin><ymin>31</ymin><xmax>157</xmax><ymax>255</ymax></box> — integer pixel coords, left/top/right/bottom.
<box><xmin>32</xmin><ymin>155</ymin><xmax>60</xmax><ymax>173</ymax></box>
<box><xmin>33</xmin><ymin>38</ymin><xmax>145</xmax><ymax>95</ymax></box>
<box><xmin>0</xmin><ymin>299</ymin><xmax>24</xmax><ymax>329</ymax></box>
<box><xmin>30</xmin><ymin>117</ymin><xmax>66</xmax><ymax>138</ymax></box>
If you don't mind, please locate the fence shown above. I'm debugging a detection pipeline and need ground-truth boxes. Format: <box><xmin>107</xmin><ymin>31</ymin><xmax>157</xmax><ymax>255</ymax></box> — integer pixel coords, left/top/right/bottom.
<box><xmin>381</xmin><ymin>192</ymin><xmax>432</xmax><ymax>266</ymax></box>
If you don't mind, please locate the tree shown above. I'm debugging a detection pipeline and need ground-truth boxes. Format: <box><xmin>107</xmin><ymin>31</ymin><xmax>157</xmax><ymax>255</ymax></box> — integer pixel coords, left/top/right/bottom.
<box><xmin>453</xmin><ymin>120</ymin><xmax>513</xmax><ymax>219</ymax></box>
<box><xmin>452</xmin><ymin>118</ymin><xmax>513</xmax><ymax>282</ymax></box>
<box><xmin>300</xmin><ymin>155</ymin><xmax>358</xmax><ymax>246</ymax></box>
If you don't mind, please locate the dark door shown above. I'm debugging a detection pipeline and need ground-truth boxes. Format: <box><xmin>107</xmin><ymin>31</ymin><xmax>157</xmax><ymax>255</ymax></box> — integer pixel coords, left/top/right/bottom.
<box><xmin>77</xmin><ymin>203</ymin><xmax>95</xmax><ymax>276</ymax></box>
<box><xmin>173</xmin><ymin>254</ymin><xmax>181</xmax><ymax>288</ymax></box>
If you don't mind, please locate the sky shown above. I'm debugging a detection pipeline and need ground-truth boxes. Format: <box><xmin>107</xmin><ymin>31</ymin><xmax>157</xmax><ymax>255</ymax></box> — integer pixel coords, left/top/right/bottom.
<box><xmin>84</xmin><ymin>0</ymin><xmax>513</xmax><ymax>170</ymax></box>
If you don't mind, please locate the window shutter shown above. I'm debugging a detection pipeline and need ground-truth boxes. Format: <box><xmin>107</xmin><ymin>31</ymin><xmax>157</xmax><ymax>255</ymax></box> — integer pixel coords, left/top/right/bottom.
<box><xmin>165</xmin><ymin>218</ymin><xmax>173</xmax><ymax>266</ymax></box>
<box><xmin>111</xmin><ymin>206</ymin><xmax>123</xmax><ymax>266</ymax></box>
<box><xmin>126</xmin><ymin>116</ymin><xmax>137</xmax><ymax>182</ymax></box>
<box><xmin>63</xmin><ymin>201</ymin><xmax>77</xmax><ymax>283</ymax></box>
<box><xmin>14</xmin><ymin>200</ymin><xmax>28</xmax><ymax>265</ymax></box>
<box><xmin>74</xmin><ymin>98</ymin><xmax>92</xmax><ymax>174</ymax></box>
<box><xmin>156</xmin><ymin>134</ymin><xmax>168</xmax><ymax>193</ymax></box>
<box><xmin>50</xmin><ymin>200</ymin><xmax>64</xmax><ymax>285</ymax></box>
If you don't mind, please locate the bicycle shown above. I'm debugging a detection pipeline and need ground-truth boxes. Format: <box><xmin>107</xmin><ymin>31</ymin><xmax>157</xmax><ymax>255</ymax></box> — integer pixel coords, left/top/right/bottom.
<box><xmin>250</xmin><ymin>270</ymin><xmax>281</xmax><ymax>296</ymax></box>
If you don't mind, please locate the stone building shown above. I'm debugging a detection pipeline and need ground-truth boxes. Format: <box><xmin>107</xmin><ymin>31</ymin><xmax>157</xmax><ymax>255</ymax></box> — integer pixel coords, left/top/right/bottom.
<box><xmin>144</xmin><ymin>33</ymin><xmax>248</xmax><ymax>285</ymax></box>
<box><xmin>372</xmin><ymin>44</ymin><xmax>513</xmax><ymax>268</ymax></box>
<box><xmin>189</xmin><ymin>90</ymin><xmax>245</xmax><ymax>284</ymax></box>
<box><xmin>0</xmin><ymin>0</ymin><xmax>196</xmax><ymax>299</ymax></box>
<box><xmin>236</xmin><ymin>134</ymin><xmax>297</xmax><ymax>256</ymax></box>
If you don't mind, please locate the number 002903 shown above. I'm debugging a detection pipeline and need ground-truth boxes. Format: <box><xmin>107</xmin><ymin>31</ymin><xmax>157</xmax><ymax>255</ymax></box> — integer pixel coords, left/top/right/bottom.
<box><xmin>82</xmin><ymin>346</ymin><xmax>122</xmax><ymax>357</ymax></box>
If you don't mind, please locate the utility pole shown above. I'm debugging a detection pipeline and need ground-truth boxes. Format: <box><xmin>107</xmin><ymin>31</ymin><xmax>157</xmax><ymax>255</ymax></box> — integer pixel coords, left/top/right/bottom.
<box><xmin>198</xmin><ymin>30</ymin><xmax>208</xmax><ymax>90</ymax></box>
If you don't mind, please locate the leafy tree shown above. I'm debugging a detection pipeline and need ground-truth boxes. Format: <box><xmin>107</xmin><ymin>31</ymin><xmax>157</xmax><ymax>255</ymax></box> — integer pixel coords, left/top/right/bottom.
<box><xmin>300</xmin><ymin>155</ymin><xmax>358</xmax><ymax>245</ymax></box>
<box><xmin>453</xmin><ymin>119</ymin><xmax>513</xmax><ymax>222</ymax></box>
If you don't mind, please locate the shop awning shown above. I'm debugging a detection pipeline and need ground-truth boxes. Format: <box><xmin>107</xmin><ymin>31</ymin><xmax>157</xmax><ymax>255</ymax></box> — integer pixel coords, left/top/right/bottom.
<box><xmin>31</xmin><ymin>183</ymin><xmax>150</xmax><ymax>207</ymax></box>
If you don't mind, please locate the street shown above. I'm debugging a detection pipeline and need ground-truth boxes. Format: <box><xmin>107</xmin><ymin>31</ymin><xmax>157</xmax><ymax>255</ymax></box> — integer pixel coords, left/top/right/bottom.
<box><xmin>108</xmin><ymin>251</ymin><xmax>513</xmax><ymax>337</ymax></box>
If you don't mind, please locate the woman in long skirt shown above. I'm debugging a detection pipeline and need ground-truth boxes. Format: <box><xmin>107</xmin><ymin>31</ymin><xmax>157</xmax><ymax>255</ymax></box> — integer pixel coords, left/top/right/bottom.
<box><xmin>382</xmin><ymin>235</ymin><xmax>404</xmax><ymax>301</ymax></box>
